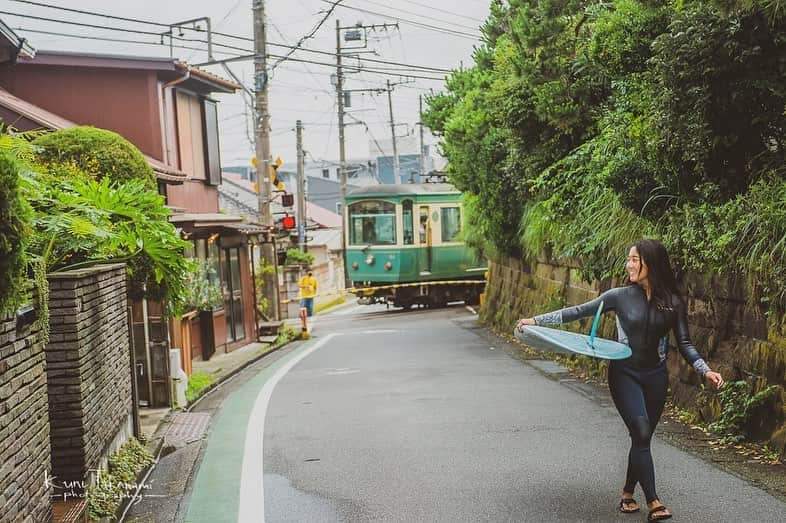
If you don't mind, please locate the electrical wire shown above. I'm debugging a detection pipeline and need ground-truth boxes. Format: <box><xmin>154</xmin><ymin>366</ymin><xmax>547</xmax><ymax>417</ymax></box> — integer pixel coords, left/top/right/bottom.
<box><xmin>270</xmin><ymin>0</ymin><xmax>344</xmax><ymax>72</ymax></box>
<box><xmin>8</xmin><ymin>2</ymin><xmax>456</xmax><ymax>74</ymax></box>
<box><xmin>397</xmin><ymin>0</ymin><xmax>485</xmax><ymax>24</ymax></box>
<box><xmin>353</xmin><ymin>0</ymin><xmax>480</xmax><ymax>32</ymax></box>
<box><xmin>321</xmin><ymin>0</ymin><xmax>481</xmax><ymax>40</ymax></box>
<box><xmin>12</xmin><ymin>27</ymin><xmax>246</xmax><ymax>56</ymax></box>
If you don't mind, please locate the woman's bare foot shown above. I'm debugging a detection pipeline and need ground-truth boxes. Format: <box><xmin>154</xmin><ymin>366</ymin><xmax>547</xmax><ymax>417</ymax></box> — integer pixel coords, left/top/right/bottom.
<box><xmin>619</xmin><ymin>492</ymin><xmax>639</xmax><ymax>513</ymax></box>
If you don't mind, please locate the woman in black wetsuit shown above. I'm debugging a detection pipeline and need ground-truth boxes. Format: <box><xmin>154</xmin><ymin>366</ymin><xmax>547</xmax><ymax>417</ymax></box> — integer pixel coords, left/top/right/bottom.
<box><xmin>516</xmin><ymin>239</ymin><xmax>724</xmax><ymax>521</ymax></box>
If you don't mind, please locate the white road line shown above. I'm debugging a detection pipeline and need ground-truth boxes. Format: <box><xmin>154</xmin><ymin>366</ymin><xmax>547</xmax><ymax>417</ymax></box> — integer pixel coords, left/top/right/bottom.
<box><xmin>238</xmin><ymin>333</ymin><xmax>339</xmax><ymax>523</ymax></box>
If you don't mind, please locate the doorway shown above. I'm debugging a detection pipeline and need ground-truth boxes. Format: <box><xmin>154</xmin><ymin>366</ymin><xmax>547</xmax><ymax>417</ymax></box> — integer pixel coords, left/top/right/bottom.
<box><xmin>222</xmin><ymin>247</ymin><xmax>246</xmax><ymax>343</ymax></box>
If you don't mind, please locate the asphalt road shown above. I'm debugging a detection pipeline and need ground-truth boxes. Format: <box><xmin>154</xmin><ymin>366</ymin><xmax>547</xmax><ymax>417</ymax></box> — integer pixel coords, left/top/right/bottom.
<box><xmin>177</xmin><ymin>303</ymin><xmax>786</xmax><ymax>522</ymax></box>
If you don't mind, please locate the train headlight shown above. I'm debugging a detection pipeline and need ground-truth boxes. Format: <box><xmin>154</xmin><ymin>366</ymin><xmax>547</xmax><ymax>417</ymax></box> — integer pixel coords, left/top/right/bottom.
<box><xmin>351</xmin><ymin>262</ymin><xmax>358</xmax><ymax>270</ymax></box>
<box><xmin>384</xmin><ymin>262</ymin><xmax>392</xmax><ymax>271</ymax></box>
<box><xmin>365</xmin><ymin>254</ymin><xmax>375</xmax><ymax>265</ymax></box>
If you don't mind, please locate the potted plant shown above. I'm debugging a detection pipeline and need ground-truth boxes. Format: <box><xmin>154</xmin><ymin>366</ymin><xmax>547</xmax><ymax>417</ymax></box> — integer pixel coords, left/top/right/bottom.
<box><xmin>180</xmin><ymin>260</ymin><xmax>224</xmax><ymax>360</ymax></box>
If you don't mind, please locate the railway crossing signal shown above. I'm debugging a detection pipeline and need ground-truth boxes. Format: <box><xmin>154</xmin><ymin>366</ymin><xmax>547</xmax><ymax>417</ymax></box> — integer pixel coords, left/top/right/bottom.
<box><xmin>252</xmin><ymin>155</ymin><xmax>285</xmax><ymax>191</ymax></box>
<box><xmin>280</xmin><ymin>215</ymin><xmax>296</xmax><ymax>230</ymax></box>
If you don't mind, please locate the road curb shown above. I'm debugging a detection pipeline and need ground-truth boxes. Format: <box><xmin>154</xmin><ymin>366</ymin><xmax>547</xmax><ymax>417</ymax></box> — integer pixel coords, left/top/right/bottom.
<box><xmin>120</xmin><ymin>338</ymin><xmax>304</xmax><ymax>522</ymax></box>
<box><xmin>186</xmin><ymin>337</ymin><xmax>303</xmax><ymax>412</ymax></box>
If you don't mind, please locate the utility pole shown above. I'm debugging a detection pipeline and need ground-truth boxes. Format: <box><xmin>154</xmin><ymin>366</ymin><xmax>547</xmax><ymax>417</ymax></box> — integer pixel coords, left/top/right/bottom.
<box><xmin>335</xmin><ymin>19</ymin><xmax>349</xmax><ymax>287</ymax></box>
<box><xmin>253</xmin><ymin>0</ymin><xmax>280</xmax><ymax>320</ymax></box>
<box><xmin>418</xmin><ymin>94</ymin><xmax>425</xmax><ymax>182</ymax></box>
<box><xmin>296</xmin><ymin>120</ymin><xmax>307</xmax><ymax>253</ymax></box>
<box><xmin>336</xmin><ymin>20</ymin><xmax>347</xmax><ymax>211</ymax></box>
<box><xmin>387</xmin><ymin>79</ymin><xmax>400</xmax><ymax>184</ymax></box>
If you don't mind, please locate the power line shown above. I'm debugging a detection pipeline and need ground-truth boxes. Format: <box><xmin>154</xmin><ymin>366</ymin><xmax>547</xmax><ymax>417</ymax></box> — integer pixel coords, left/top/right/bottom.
<box><xmin>268</xmin><ymin>19</ymin><xmax>334</xmax><ymax>97</ymax></box>
<box><xmin>269</xmin><ymin>53</ymin><xmax>446</xmax><ymax>80</ymax></box>
<box><xmin>270</xmin><ymin>0</ymin><xmax>344</xmax><ymax>72</ymax></box>
<box><xmin>9</xmin><ymin>0</ymin><xmax>171</xmax><ymax>27</ymax></box>
<box><xmin>199</xmin><ymin>52</ymin><xmax>447</xmax><ymax>81</ymax></box>
<box><xmin>353</xmin><ymin>0</ymin><xmax>481</xmax><ymax>32</ymax></box>
<box><xmin>4</xmin><ymin>10</ymin><xmax>260</xmax><ymax>54</ymax></box>
<box><xmin>9</xmin><ymin>0</ymin><xmax>259</xmax><ymax>45</ymax></box>
<box><xmin>397</xmin><ymin>0</ymin><xmax>485</xmax><ymax>24</ymax></box>
<box><xmin>321</xmin><ymin>0</ymin><xmax>481</xmax><ymax>40</ymax></box>
<box><xmin>268</xmin><ymin>42</ymin><xmax>452</xmax><ymax>73</ymax></box>
<box><xmin>12</xmin><ymin>26</ymin><xmax>246</xmax><ymax>56</ymax></box>
<box><xmin>8</xmin><ymin>3</ymin><xmax>455</xmax><ymax>74</ymax></box>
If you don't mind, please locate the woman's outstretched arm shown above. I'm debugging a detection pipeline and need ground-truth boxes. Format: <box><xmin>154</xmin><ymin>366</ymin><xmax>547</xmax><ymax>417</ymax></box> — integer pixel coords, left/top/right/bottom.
<box><xmin>517</xmin><ymin>288</ymin><xmax>619</xmax><ymax>331</ymax></box>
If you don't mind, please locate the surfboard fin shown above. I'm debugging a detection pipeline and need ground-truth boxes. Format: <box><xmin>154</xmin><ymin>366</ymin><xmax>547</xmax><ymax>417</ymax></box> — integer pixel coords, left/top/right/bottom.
<box><xmin>588</xmin><ymin>300</ymin><xmax>604</xmax><ymax>350</ymax></box>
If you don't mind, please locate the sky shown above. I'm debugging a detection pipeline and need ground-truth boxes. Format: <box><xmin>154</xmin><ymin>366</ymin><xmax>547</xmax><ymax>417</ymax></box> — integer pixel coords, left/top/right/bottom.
<box><xmin>5</xmin><ymin>0</ymin><xmax>491</xmax><ymax>170</ymax></box>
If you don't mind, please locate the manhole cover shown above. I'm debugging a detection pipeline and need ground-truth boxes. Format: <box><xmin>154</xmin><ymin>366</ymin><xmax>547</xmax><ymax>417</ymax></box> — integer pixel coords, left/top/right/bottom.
<box><xmin>164</xmin><ymin>412</ymin><xmax>211</xmax><ymax>445</ymax></box>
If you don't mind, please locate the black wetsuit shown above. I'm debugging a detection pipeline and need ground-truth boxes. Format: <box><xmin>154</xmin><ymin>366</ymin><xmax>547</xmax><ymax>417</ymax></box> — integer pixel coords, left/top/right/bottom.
<box><xmin>534</xmin><ymin>284</ymin><xmax>710</xmax><ymax>504</ymax></box>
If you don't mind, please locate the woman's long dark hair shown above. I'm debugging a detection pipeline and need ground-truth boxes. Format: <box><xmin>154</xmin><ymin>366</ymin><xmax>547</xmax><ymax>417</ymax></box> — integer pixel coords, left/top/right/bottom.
<box><xmin>625</xmin><ymin>239</ymin><xmax>683</xmax><ymax>309</ymax></box>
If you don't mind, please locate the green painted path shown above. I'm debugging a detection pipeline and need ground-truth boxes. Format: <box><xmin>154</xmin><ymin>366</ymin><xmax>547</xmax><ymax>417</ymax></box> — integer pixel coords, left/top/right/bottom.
<box><xmin>184</xmin><ymin>337</ymin><xmax>325</xmax><ymax>523</ymax></box>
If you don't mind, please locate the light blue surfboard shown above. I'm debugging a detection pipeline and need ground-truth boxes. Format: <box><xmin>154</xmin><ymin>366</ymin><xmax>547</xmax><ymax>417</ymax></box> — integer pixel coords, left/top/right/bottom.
<box><xmin>514</xmin><ymin>301</ymin><xmax>632</xmax><ymax>361</ymax></box>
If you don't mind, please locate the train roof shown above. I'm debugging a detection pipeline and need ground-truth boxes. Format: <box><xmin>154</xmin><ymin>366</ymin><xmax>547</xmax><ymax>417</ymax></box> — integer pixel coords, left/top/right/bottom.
<box><xmin>346</xmin><ymin>183</ymin><xmax>458</xmax><ymax>198</ymax></box>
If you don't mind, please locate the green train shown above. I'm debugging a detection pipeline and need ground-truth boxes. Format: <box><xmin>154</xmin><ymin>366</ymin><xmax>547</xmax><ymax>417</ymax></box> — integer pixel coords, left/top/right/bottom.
<box><xmin>343</xmin><ymin>183</ymin><xmax>487</xmax><ymax>309</ymax></box>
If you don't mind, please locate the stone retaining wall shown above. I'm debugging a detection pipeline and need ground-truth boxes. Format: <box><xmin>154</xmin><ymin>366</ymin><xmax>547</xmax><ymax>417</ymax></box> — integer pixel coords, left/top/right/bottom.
<box><xmin>46</xmin><ymin>264</ymin><xmax>134</xmax><ymax>494</ymax></box>
<box><xmin>0</xmin><ymin>307</ymin><xmax>52</xmax><ymax>523</ymax></box>
<box><xmin>481</xmin><ymin>255</ymin><xmax>786</xmax><ymax>452</ymax></box>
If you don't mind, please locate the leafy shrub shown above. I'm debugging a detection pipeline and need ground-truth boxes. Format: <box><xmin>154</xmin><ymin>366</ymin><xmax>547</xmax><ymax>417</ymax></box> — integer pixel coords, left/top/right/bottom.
<box><xmin>86</xmin><ymin>437</ymin><xmax>155</xmax><ymax>520</ymax></box>
<box><xmin>177</xmin><ymin>259</ymin><xmax>222</xmax><ymax>314</ymax></box>
<box><xmin>254</xmin><ymin>257</ymin><xmax>276</xmax><ymax>317</ymax></box>
<box><xmin>706</xmin><ymin>380</ymin><xmax>780</xmax><ymax>444</ymax></box>
<box><xmin>33</xmin><ymin>126</ymin><xmax>156</xmax><ymax>188</ymax></box>
<box><xmin>21</xmin><ymin>173</ymin><xmax>193</xmax><ymax>308</ymax></box>
<box><xmin>277</xmin><ymin>323</ymin><xmax>299</xmax><ymax>344</ymax></box>
<box><xmin>186</xmin><ymin>371</ymin><xmax>215</xmax><ymax>403</ymax></box>
<box><xmin>0</xmin><ymin>150</ymin><xmax>32</xmax><ymax>313</ymax></box>
<box><xmin>285</xmin><ymin>248</ymin><xmax>314</xmax><ymax>266</ymax></box>
<box><xmin>424</xmin><ymin>0</ymin><xmax>786</xmax><ymax>312</ymax></box>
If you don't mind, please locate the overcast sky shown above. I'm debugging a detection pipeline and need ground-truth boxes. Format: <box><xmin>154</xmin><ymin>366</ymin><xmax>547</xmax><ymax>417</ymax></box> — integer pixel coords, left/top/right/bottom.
<box><xmin>6</xmin><ymin>0</ymin><xmax>490</xmax><ymax>169</ymax></box>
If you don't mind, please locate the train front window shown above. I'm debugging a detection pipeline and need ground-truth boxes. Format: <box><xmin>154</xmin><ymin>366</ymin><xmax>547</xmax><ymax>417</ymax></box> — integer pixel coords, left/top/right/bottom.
<box><xmin>349</xmin><ymin>201</ymin><xmax>397</xmax><ymax>245</ymax></box>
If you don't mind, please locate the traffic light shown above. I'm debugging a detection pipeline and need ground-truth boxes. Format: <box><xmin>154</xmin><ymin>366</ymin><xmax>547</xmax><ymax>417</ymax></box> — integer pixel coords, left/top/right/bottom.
<box><xmin>280</xmin><ymin>215</ymin><xmax>296</xmax><ymax>230</ymax></box>
<box><xmin>281</xmin><ymin>193</ymin><xmax>294</xmax><ymax>207</ymax></box>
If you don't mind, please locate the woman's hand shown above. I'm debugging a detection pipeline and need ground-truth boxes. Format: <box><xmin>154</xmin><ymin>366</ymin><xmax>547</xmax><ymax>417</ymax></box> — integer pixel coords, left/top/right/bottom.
<box><xmin>704</xmin><ymin>371</ymin><xmax>724</xmax><ymax>390</ymax></box>
<box><xmin>516</xmin><ymin>317</ymin><xmax>536</xmax><ymax>332</ymax></box>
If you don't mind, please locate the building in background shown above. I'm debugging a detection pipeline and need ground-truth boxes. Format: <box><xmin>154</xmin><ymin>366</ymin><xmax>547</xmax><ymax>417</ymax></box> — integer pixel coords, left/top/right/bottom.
<box><xmin>372</xmin><ymin>136</ymin><xmax>439</xmax><ymax>185</ymax></box>
<box><xmin>0</xmin><ymin>50</ymin><xmax>266</xmax><ymax>407</ymax></box>
<box><xmin>218</xmin><ymin>171</ymin><xmax>346</xmax><ymax>317</ymax></box>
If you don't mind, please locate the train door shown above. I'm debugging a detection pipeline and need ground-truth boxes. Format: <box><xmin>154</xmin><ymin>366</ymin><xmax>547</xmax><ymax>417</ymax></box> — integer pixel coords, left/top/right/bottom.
<box><xmin>418</xmin><ymin>206</ymin><xmax>432</xmax><ymax>275</ymax></box>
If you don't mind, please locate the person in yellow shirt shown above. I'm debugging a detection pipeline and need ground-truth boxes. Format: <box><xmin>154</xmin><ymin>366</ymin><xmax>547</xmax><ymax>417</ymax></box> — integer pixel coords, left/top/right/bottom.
<box><xmin>298</xmin><ymin>269</ymin><xmax>318</xmax><ymax>317</ymax></box>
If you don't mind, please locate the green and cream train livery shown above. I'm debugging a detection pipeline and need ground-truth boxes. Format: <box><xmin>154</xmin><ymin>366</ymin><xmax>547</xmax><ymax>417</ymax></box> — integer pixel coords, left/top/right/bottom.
<box><xmin>344</xmin><ymin>183</ymin><xmax>487</xmax><ymax>309</ymax></box>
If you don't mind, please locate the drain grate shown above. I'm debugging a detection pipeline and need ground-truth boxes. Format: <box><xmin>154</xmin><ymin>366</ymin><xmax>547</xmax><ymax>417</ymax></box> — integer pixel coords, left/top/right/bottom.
<box><xmin>164</xmin><ymin>412</ymin><xmax>211</xmax><ymax>445</ymax></box>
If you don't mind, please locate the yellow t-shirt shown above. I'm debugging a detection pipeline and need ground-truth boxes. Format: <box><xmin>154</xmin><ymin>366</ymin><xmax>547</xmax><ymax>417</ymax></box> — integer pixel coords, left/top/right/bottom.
<box><xmin>299</xmin><ymin>276</ymin><xmax>318</xmax><ymax>298</ymax></box>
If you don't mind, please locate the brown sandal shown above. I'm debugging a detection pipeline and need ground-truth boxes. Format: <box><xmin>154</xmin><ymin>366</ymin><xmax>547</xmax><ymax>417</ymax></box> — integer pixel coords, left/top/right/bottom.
<box><xmin>647</xmin><ymin>504</ymin><xmax>672</xmax><ymax>521</ymax></box>
<box><xmin>619</xmin><ymin>498</ymin><xmax>640</xmax><ymax>513</ymax></box>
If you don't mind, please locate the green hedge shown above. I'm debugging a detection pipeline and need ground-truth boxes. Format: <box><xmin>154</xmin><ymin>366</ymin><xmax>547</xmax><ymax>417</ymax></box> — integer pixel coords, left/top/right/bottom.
<box><xmin>0</xmin><ymin>151</ymin><xmax>32</xmax><ymax>313</ymax></box>
<box><xmin>33</xmin><ymin>126</ymin><xmax>156</xmax><ymax>188</ymax></box>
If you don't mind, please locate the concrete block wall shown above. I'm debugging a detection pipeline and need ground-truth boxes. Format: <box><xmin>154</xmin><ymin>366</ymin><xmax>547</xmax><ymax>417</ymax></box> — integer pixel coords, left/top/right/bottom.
<box><xmin>481</xmin><ymin>255</ymin><xmax>786</xmax><ymax>452</ymax></box>
<box><xmin>0</xmin><ymin>308</ymin><xmax>52</xmax><ymax>523</ymax></box>
<box><xmin>46</xmin><ymin>263</ymin><xmax>134</xmax><ymax>494</ymax></box>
